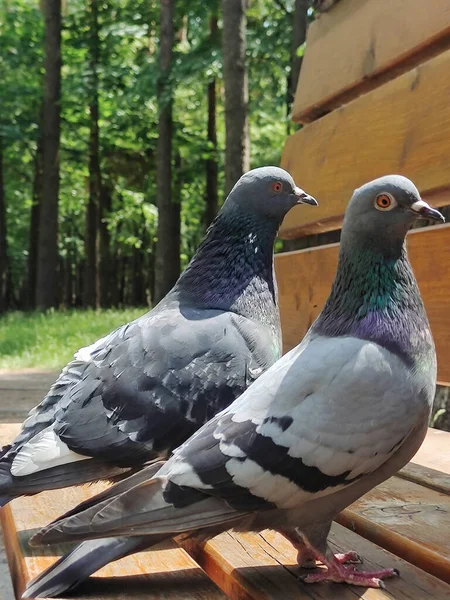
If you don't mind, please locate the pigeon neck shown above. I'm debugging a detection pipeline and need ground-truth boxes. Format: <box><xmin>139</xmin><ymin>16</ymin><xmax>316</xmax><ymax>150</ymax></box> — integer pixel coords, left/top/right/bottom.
<box><xmin>173</xmin><ymin>209</ymin><xmax>280</xmax><ymax>327</ymax></box>
<box><xmin>312</xmin><ymin>236</ymin><xmax>434</xmax><ymax>365</ymax></box>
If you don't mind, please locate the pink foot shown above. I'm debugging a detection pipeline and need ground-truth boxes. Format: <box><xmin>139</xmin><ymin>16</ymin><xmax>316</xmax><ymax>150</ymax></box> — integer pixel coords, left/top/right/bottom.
<box><xmin>297</xmin><ymin>548</ymin><xmax>362</xmax><ymax>569</ymax></box>
<box><xmin>299</xmin><ymin>560</ymin><xmax>399</xmax><ymax>589</ymax></box>
<box><xmin>333</xmin><ymin>551</ymin><xmax>362</xmax><ymax>565</ymax></box>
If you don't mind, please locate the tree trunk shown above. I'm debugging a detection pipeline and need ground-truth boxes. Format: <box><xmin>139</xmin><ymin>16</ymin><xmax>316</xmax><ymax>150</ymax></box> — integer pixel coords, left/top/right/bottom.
<box><xmin>75</xmin><ymin>260</ymin><xmax>84</xmax><ymax>307</ymax></box>
<box><xmin>204</xmin><ymin>15</ymin><xmax>219</xmax><ymax>228</ymax></box>
<box><xmin>287</xmin><ymin>0</ymin><xmax>309</xmax><ymax>128</ymax></box>
<box><xmin>131</xmin><ymin>237</ymin><xmax>144</xmax><ymax>306</ymax></box>
<box><xmin>154</xmin><ymin>0</ymin><xmax>180</xmax><ymax>304</ymax></box>
<box><xmin>84</xmin><ymin>0</ymin><xmax>101</xmax><ymax>308</ymax></box>
<box><xmin>36</xmin><ymin>0</ymin><xmax>61</xmax><ymax>310</ymax></box>
<box><xmin>64</xmin><ymin>249</ymin><xmax>73</xmax><ymax>307</ymax></box>
<box><xmin>0</xmin><ymin>136</ymin><xmax>9</xmax><ymax>313</ymax></box>
<box><xmin>27</xmin><ymin>128</ymin><xmax>44</xmax><ymax>309</ymax></box>
<box><xmin>222</xmin><ymin>0</ymin><xmax>250</xmax><ymax>195</ymax></box>
<box><xmin>98</xmin><ymin>181</ymin><xmax>112</xmax><ymax>307</ymax></box>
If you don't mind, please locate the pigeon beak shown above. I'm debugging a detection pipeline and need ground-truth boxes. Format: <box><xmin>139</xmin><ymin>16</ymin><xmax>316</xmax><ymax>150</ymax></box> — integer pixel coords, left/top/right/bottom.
<box><xmin>293</xmin><ymin>187</ymin><xmax>318</xmax><ymax>206</ymax></box>
<box><xmin>410</xmin><ymin>199</ymin><xmax>445</xmax><ymax>223</ymax></box>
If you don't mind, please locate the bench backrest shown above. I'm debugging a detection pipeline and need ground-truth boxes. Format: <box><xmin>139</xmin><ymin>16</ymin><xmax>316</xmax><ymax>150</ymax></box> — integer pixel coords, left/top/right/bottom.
<box><xmin>275</xmin><ymin>0</ymin><xmax>450</xmax><ymax>385</ymax></box>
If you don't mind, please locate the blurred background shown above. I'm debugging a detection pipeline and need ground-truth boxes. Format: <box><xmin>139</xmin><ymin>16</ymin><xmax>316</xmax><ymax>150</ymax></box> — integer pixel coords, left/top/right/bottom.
<box><xmin>0</xmin><ymin>0</ymin><xmax>313</xmax><ymax>318</ymax></box>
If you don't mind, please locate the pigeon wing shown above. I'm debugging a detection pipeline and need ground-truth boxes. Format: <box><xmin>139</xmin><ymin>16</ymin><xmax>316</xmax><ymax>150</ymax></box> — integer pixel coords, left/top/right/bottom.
<box><xmin>159</xmin><ymin>334</ymin><xmax>428</xmax><ymax>512</ymax></box>
<box><xmin>9</xmin><ymin>306</ymin><xmax>276</xmax><ymax>477</ymax></box>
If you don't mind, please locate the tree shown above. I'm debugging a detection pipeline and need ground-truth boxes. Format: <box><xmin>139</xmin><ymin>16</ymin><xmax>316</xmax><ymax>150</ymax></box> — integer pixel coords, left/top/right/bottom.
<box><xmin>204</xmin><ymin>14</ymin><xmax>219</xmax><ymax>228</ymax></box>
<box><xmin>0</xmin><ymin>136</ymin><xmax>9</xmax><ymax>312</ymax></box>
<box><xmin>222</xmin><ymin>0</ymin><xmax>250</xmax><ymax>195</ymax></box>
<box><xmin>154</xmin><ymin>0</ymin><xmax>180</xmax><ymax>304</ymax></box>
<box><xmin>84</xmin><ymin>0</ymin><xmax>101</xmax><ymax>308</ymax></box>
<box><xmin>288</xmin><ymin>0</ymin><xmax>309</xmax><ymax>123</ymax></box>
<box><xmin>27</xmin><ymin>126</ymin><xmax>43</xmax><ymax>309</ymax></box>
<box><xmin>99</xmin><ymin>182</ymin><xmax>112</xmax><ymax>307</ymax></box>
<box><xmin>36</xmin><ymin>0</ymin><xmax>62</xmax><ymax>310</ymax></box>
<box><xmin>2</xmin><ymin>0</ymin><xmax>300</xmax><ymax>311</ymax></box>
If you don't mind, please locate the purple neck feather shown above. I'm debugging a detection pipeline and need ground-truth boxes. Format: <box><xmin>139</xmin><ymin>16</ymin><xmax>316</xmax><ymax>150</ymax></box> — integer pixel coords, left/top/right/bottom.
<box><xmin>313</xmin><ymin>241</ymin><xmax>434</xmax><ymax>364</ymax></box>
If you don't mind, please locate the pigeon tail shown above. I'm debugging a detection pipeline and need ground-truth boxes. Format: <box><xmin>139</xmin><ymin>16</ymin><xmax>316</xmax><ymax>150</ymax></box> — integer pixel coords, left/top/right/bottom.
<box><xmin>23</xmin><ymin>536</ymin><xmax>160</xmax><ymax>598</ymax></box>
<box><xmin>0</xmin><ymin>460</ymin><xmax>14</xmax><ymax>506</ymax></box>
<box><xmin>31</xmin><ymin>472</ymin><xmax>244</xmax><ymax>546</ymax></box>
<box><xmin>0</xmin><ymin>495</ymin><xmax>13</xmax><ymax>507</ymax></box>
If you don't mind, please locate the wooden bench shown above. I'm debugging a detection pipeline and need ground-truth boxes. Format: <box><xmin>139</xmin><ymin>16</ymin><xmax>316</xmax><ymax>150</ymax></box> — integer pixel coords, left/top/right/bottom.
<box><xmin>1</xmin><ymin>423</ymin><xmax>450</xmax><ymax>599</ymax></box>
<box><xmin>4</xmin><ymin>0</ymin><xmax>450</xmax><ymax>597</ymax></box>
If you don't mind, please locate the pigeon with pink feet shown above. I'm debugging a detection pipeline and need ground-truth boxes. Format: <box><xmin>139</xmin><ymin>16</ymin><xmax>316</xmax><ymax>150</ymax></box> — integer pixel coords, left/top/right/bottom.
<box><xmin>26</xmin><ymin>176</ymin><xmax>442</xmax><ymax>596</ymax></box>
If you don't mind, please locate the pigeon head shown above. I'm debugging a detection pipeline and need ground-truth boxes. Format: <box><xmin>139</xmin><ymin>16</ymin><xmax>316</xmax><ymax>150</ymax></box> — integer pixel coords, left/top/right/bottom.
<box><xmin>344</xmin><ymin>175</ymin><xmax>444</xmax><ymax>246</ymax></box>
<box><xmin>315</xmin><ymin>174</ymin><xmax>441</xmax><ymax>364</ymax></box>
<box><xmin>223</xmin><ymin>166</ymin><xmax>317</xmax><ymax>223</ymax></box>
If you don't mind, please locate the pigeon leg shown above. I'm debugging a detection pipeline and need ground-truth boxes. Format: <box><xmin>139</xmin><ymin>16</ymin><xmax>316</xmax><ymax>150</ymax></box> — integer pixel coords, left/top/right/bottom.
<box><xmin>281</xmin><ymin>528</ymin><xmax>362</xmax><ymax>569</ymax></box>
<box><xmin>298</xmin><ymin>540</ymin><xmax>398</xmax><ymax>588</ymax></box>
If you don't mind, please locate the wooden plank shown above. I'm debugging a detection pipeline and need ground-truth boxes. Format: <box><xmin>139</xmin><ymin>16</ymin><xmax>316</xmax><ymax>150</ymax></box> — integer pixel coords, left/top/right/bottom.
<box><xmin>1</xmin><ymin>427</ymin><xmax>449</xmax><ymax>599</ymax></box>
<box><xmin>0</xmin><ymin>428</ymin><xmax>225</xmax><ymax>600</ymax></box>
<box><xmin>338</xmin><ymin>472</ymin><xmax>450</xmax><ymax>584</ymax></box>
<box><xmin>280</xmin><ymin>48</ymin><xmax>450</xmax><ymax>239</ymax></box>
<box><xmin>411</xmin><ymin>428</ymin><xmax>450</xmax><ymax>475</ymax></box>
<box><xmin>293</xmin><ymin>0</ymin><xmax>450</xmax><ymax>123</ymax></box>
<box><xmin>180</xmin><ymin>523</ymin><xmax>450</xmax><ymax>599</ymax></box>
<box><xmin>275</xmin><ymin>223</ymin><xmax>450</xmax><ymax>385</ymax></box>
<box><xmin>398</xmin><ymin>427</ymin><xmax>450</xmax><ymax>494</ymax></box>
<box><xmin>398</xmin><ymin>463</ymin><xmax>450</xmax><ymax>496</ymax></box>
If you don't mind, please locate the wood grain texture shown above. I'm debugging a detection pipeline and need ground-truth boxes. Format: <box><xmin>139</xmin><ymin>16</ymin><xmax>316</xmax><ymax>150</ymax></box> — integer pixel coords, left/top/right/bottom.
<box><xmin>398</xmin><ymin>463</ymin><xmax>450</xmax><ymax>496</ymax></box>
<box><xmin>180</xmin><ymin>524</ymin><xmax>450</xmax><ymax>599</ymax></box>
<box><xmin>340</xmin><ymin>474</ymin><xmax>450</xmax><ymax>584</ymax></box>
<box><xmin>293</xmin><ymin>0</ymin><xmax>450</xmax><ymax>122</ymax></box>
<box><xmin>280</xmin><ymin>48</ymin><xmax>450</xmax><ymax>239</ymax></box>
<box><xmin>0</xmin><ymin>427</ymin><xmax>225</xmax><ymax>600</ymax></box>
<box><xmin>275</xmin><ymin>223</ymin><xmax>450</xmax><ymax>385</ymax></box>
<box><xmin>1</xmin><ymin>427</ymin><xmax>450</xmax><ymax>598</ymax></box>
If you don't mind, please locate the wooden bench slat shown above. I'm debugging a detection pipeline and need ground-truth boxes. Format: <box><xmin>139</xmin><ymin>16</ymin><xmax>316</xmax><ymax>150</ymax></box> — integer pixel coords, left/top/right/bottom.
<box><xmin>398</xmin><ymin>463</ymin><xmax>450</xmax><ymax>496</ymax></box>
<box><xmin>410</xmin><ymin>428</ymin><xmax>450</xmax><ymax>475</ymax></box>
<box><xmin>293</xmin><ymin>0</ymin><xmax>450</xmax><ymax>123</ymax></box>
<box><xmin>1</xmin><ymin>495</ymin><xmax>227</xmax><ymax>600</ymax></box>
<box><xmin>180</xmin><ymin>524</ymin><xmax>450</xmax><ymax>600</ymax></box>
<box><xmin>280</xmin><ymin>48</ymin><xmax>450</xmax><ymax>239</ymax></box>
<box><xmin>0</xmin><ymin>425</ymin><xmax>225</xmax><ymax>600</ymax></box>
<box><xmin>340</xmin><ymin>472</ymin><xmax>450</xmax><ymax>584</ymax></box>
<box><xmin>1</xmin><ymin>496</ymin><xmax>227</xmax><ymax>600</ymax></box>
<box><xmin>2</xmin><ymin>428</ymin><xmax>450</xmax><ymax>598</ymax></box>
<box><xmin>275</xmin><ymin>225</ymin><xmax>450</xmax><ymax>385</ymax></box>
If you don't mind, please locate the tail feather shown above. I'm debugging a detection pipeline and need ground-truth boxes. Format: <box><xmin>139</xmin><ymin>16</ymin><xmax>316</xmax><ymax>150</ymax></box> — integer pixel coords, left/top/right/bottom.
<box><xmin>32</xmin><ymin>475</ymin><xmax>244</xmax><ymax>546</ymax></box>
<box><xmin>0</xmin><ymin>455</ymin><xmax>131</xmax><ymax>505</ymax></box>
<box><xmin>0</xmin><ymin>459</ymin><xmax>15</xmax><ymax>506</ymax></box>
<box><xmin>24</xmin><ymin>536</ymin><xmax>163</xmax><ymax>598</ymax></box>
<box><xmin>0</xmin><ymin>495</ymin><xmax>13</xmax><ymax>507</ymax></box>
<box><xmin>47</xmin><ymin>460</ymin><xmax>166</xmax><ymax>524</ymax></box>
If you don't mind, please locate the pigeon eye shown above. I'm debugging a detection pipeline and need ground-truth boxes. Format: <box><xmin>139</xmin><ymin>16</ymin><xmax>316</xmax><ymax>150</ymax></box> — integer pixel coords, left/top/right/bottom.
<box><xmin>272</xmin><ymin>182</ymin><xmax>283</xmax><ymax>193</ymax></box>
<box><xmin>375</xmin><ymin>193</ymin><xmax>395</xmax><ymax>211</ymax></box>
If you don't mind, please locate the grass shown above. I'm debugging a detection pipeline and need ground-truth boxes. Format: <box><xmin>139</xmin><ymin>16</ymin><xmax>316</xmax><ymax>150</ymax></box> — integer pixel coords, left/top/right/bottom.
<box><xmin>0</xmin><ymin>308</ymin><xmax>147</xmax><ymax>370</ymax></box>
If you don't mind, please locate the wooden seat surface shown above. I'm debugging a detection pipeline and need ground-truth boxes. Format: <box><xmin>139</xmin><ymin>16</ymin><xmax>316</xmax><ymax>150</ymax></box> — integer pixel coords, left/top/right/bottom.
<box><xmin>1</xmin><ymin>424</ymin><xmax>450</xmax><ymax>599</ymax></box>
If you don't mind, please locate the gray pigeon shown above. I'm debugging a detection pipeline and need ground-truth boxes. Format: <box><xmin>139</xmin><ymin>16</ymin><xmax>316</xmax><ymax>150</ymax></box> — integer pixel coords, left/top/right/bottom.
<box><xmin>0</xmin><ymin>167</ymin><xmax>317</xmax><ymax>508</ymax></box>
<box><xmin>27</xmin><ymin>175</ymin><xmax>442</xmax><ymax>596</ymax></box>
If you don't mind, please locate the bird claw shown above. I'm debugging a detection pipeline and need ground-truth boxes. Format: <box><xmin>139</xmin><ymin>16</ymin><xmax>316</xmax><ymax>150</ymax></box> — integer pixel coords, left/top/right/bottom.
<box><xmin>334</xmin><ymin>551</ymin><xmax>363</xmax><ymax>565</ymax></box>
<box><xmin>297</xmin><ymin>549</ymin><xmax>362</xmax><ymax>568</ymax></box>
<box><xmin>298</xmin><ymin>562</ymin><xmax>399</xmax><ymax>588</ymax></box>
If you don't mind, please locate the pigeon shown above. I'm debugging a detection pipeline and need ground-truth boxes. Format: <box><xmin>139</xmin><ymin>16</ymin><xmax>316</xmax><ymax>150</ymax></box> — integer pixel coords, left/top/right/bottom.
<box><xmin>0</xmin><ymin>166</ymin><xmax>317</xmax><ymax>509</ymax></box>
<box><xmin>26</xmin><ymin>175</ymin><xmax>443</xmax><ymax>597</ymax></box>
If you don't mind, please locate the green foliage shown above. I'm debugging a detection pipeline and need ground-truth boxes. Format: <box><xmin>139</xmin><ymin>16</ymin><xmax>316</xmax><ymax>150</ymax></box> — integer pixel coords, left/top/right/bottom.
<box><xmin>0</xmin><ymin>308</ymin><xmax>146</xmax><ymax>369</ymax></box>
<box><xmin>1</xmin><ymin>0</ymin><xmax>298</xmax><ymax>306</ymax></box>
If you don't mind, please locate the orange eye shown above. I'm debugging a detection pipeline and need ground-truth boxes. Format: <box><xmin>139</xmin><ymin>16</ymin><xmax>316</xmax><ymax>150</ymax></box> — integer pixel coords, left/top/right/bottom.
<box><xmin>375</xmin><ymin>193</ymin><xmax>394</xmax><ymax>210</ymax></box>
<box><xmin>272</xmin><ymin>182</ymin><xmax>283</xmax><ymax>193</ymax></box>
